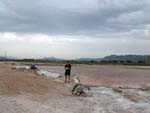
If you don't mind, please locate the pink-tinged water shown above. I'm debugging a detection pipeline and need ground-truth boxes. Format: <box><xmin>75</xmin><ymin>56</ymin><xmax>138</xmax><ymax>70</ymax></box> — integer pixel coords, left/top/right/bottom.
<box><xmin>39</xmin><ymin>65</ymin><xmax>150</xmax><ymax>86</ymax></box>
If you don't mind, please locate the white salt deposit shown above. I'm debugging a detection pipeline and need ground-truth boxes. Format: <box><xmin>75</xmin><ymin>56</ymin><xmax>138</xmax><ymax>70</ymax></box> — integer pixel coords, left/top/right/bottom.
<box><xmin>37</xmin><ymin>70</ymin><xmax>63</xmax><ymax>78</ymax></box>
<box><xmin>15</xmin><ymin>65</ymin><xmax>30</xmax><ymax>70</ymax></box>
<box><xmin>0</xmin><ymin>87</ymin><xmax>150</xmax><ymax>113</ymax></box>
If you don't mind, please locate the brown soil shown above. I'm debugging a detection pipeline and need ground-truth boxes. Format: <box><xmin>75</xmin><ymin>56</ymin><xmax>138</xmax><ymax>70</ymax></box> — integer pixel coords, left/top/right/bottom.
<box><xmin>0</xmin><ymin>62</ymin><xmax>69</xmax><ymax>95</ymax></box>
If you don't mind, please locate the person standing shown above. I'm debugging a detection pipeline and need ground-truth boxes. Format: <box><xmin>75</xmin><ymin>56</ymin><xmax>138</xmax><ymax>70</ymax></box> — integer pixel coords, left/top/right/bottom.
<box><xmin>64</xmin><ymin>62</ymin><xmax>71</xmax><ymax>83</ymax></box>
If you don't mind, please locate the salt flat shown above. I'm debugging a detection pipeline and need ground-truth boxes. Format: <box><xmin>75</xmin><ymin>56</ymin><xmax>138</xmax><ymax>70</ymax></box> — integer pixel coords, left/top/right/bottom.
<box><xmin>0</xmin><ymin>62</ymin><xmax>150</xmax><ymax>113</ymax></box>
<box><xmin>40</xmin><ymin>64</ymin><xmax>150</xmax><ymax>86</ymax></box>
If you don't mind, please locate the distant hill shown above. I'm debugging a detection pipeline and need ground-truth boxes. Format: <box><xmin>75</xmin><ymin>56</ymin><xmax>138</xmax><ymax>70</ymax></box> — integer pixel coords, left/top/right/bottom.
<box><xmin>102</xmin><ymin>55</ymin><xmax>150</xmax><ymax>63</ymax></box>
<box><xmin>75</xmin><ymin>58</ymin><xmax>102</xmax><ymax>62</ymax></box>
<box><xmin>39</xmin><ymin>57</ymin><xmax>63</xmax><ymax>61</ymax></box>
<box><xmin>0</xmin><ymin>56</ymin><xmax>6</xmax><ymax>59</ymax></box>
<box><xmin>75</xmin><ymin>55</ymin><xmax>150</xmax><ymax>63</ymax></box>
<box><xmin>0</xmin><ymin>56</ymin><xmax>17</xmax><ymax>60</ymax></box>
<box><xmin>1</xmin><ymin>55</ymin><xmax>150</xmax><ymax>64</ymax></box>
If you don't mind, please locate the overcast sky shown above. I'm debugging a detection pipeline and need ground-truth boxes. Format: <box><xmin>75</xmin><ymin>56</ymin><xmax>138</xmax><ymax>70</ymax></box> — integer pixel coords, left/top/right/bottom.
<box><xmin>0</xmin><ymin>0</ymin><xmax>150</xmax><ymax>59</ymax></box>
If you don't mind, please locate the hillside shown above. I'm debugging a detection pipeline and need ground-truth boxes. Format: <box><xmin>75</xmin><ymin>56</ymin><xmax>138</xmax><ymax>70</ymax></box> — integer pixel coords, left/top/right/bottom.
<box><xmin>102</xmin><ymin>55</ymin><xmax>150</xmax><ymax>63</ymax></box>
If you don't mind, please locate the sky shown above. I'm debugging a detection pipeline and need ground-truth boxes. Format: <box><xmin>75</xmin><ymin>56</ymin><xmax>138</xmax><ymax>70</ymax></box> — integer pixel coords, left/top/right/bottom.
<box><xmin>0</xmin><ymin>0</ymin><xmax>150</xmax><ymax>59</ymax></box>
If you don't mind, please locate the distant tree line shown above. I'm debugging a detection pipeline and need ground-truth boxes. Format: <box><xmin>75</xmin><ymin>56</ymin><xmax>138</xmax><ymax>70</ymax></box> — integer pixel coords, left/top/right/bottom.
<box><xmin>0</xmin><ymin>55</ymin><xmax>150</xmax><ymax>65</ymax></box>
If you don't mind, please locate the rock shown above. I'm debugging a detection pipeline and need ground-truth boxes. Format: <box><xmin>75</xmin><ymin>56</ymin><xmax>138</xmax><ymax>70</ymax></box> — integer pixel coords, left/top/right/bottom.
<box><xmin>71</xmin><ymin>76</ymin><xmax>91</xmax><ymax>96</ymax></box>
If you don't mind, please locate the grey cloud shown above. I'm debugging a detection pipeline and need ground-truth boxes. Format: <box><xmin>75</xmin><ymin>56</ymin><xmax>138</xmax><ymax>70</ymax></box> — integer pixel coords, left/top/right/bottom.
<box><xmin>0</xmin><ymin>0</ymin><xmax>150</xmax><ymax>37</ymax></box>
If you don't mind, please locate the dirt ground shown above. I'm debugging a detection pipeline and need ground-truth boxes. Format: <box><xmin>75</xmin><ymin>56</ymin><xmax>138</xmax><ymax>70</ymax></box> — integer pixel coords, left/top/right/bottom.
<box><xmin>0</xmin><ymin>62</ymin><xmax>69</xmax><ymax>95</ymax></box>
<box><xmin>0</xmin><ymin>62</ymin><xmax>150</xmax><ymax>113</ymax></box>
